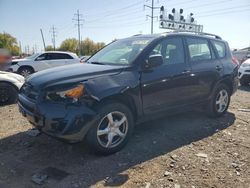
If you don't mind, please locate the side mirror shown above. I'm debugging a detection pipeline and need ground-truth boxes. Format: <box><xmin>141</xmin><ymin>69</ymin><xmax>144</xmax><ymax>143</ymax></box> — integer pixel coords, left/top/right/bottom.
<box><xmin>35</xmin><ymin>56</ymin><xmax>45</xmax><ymax>61</ymax></box>
<box><xmin>145</xmin><ymin>54</ymin><xmax>163</xmax><ymax>69</ymax></box>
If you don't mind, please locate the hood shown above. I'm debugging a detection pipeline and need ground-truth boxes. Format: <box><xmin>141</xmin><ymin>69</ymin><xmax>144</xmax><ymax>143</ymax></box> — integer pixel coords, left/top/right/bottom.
<box><xmin>26</xmin><ymin>63</ymin><xmax>125</xmax><ymax>88</ymax></box>
<box><xmin>12</xmin><ymin>58</ymin><xmax>30</xmax><ymax>62</ymax></box>
<box><xmin>0</xmin><ymin>71</ymin><xmax>25</xmax><ymax>82</ymax></box>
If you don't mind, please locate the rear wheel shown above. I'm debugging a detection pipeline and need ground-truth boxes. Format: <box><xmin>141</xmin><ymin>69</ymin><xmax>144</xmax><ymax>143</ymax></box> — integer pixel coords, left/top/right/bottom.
<box><xmin>18</xmin><ymin>67</ymin><xmax>34</xmax><ymax>77</ymax></box>
<box><xmin>86</xmin><ymin>102</ymin><xmax>134</xmax><ymax>155</ymax></box>
<box><xmin>0</xmin><ymin>83</ymin><xmax>18</xmax><ymax>105</ymax></box>
<box><xmin>207</xmin><ymin>84</ymin><xmax>230</xmax><ymax>117</ymax></box>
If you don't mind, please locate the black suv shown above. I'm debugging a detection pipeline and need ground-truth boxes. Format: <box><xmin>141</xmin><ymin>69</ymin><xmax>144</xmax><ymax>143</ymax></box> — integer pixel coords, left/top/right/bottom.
<box><xmin>18</xmin><ymin>32</ymin><xmax>238</xmax><ymax>154</ymax></box>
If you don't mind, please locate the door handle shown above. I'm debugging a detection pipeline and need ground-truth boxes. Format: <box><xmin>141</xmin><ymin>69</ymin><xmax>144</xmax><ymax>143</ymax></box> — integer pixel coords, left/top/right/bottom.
<box><xmin>216</xmin><ymin>65</ymin><xmax>222</xmax><ymax>71</ymax></box>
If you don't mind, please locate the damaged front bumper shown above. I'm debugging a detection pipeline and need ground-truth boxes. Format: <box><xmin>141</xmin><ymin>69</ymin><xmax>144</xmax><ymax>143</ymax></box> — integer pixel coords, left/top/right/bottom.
<box><xmin>18</xmin><ymin>93</ymin><xmax>97</xmax><ymax>143</ymax></box>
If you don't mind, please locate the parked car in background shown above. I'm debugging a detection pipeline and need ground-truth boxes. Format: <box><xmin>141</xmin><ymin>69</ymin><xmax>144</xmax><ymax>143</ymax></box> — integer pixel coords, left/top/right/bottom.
<box><xmin>232</xmin><ymin>50</ymin><xmax>250</xmax><ymax>64</ymax></box>
<box><xmin>18</xmin><ymin>32</ymin><xmax>238</xmax><ymax>154</ymax></box>
<box><xmin>238</xmin><ymin>58</ymin><xmax>250</xmax><ymax>86</ymax></box>
<box><xmin>0</xmin><ymin>71</ymin><xmax>24</xmax><ymax>105</ymax></box>
<box><xmin>10</xmin><ymin>51</ymin><xmax>80</xmax><ymax>77</ymax></box>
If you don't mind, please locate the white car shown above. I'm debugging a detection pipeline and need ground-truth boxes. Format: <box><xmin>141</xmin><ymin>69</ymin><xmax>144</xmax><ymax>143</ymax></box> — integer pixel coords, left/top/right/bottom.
<box><xmin>10</xmin><ymin>51</ymin><xmax>80</xmax><ymax>77</ymax></box>
<box><xmin>0</xmin><ymin>71</ymin><xmax>24</xmax><ymax>105</ymax></box>
<box><xmin>238</xmin><ymin>58</ymin><xmax>250</xmax><ymax>86</ymax></box>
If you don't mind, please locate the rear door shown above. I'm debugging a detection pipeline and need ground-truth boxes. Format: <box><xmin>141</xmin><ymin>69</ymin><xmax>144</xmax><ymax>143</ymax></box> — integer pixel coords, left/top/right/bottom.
<box><xmin>141</xmin><ymin>37</ymin><xmax>196</xmax><ymax>114</ymax></box>
<box><xmin>185</xmin><ymin>37</ymin><xmax>223</xmax><ymax>100</ymax></box>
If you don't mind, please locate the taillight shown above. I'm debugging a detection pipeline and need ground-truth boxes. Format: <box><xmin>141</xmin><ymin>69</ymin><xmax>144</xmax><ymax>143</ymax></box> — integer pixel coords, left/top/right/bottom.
<box><xmin>232</xmin><ymin>57</ymin><xmax>239</xmax><ymax>66</ymax></box>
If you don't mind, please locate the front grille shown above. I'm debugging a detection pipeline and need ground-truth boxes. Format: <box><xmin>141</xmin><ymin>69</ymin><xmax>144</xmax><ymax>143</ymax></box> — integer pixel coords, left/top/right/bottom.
<box><xmin>21</xmin><ymin>83</ymin><xmax>38</xmax><ymax>101</ymax></box>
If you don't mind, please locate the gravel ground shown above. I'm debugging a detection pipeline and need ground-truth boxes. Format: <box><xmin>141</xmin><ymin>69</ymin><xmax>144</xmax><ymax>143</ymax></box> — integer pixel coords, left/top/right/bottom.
<box><xmin>0</xmin><ymin>86</ymin><xmax>249</xmax><ymax>188</ymax></box>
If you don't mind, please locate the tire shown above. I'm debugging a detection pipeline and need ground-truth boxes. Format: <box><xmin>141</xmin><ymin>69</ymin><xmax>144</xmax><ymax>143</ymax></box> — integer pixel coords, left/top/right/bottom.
<box><xmin>86</xmin><ymin>101</ymin><xmax>134</xmax><ymax>155</ymax></box>
<box><xmin>0</xmin><ymin>83</ymin><xmax>18</xmax><ymax>105</ymax></box>
<box><xmin>239</xmin><ymin>78</ymin><xmax>249</xmax><ymax>86</ymax></box>
<box><xmin>18</xmin><ymin>66</ymin><xmax>34</xmax><ymax>77</ymax></box>
<box><xmin>207</xmin><ymin>83</ymin><xmax>230</xmax><ymax>117</ymax></box>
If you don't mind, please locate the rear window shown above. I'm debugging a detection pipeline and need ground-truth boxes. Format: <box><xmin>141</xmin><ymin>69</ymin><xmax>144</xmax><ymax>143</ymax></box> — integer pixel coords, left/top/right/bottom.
<box><xmin>186</xmin><ymin>38</ymin><xmax>212</xmax><ymax>61</ymax></box>
<box><xmin>212</xmin><ymin>41</ymin><xmax>226</xmax><ymax>58</ymax></box>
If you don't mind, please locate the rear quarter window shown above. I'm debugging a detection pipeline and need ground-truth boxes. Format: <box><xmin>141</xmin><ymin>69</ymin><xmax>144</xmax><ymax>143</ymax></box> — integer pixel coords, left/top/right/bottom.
<box><xmin>212</xmin><ymin>41</ymin><xmax>226</xmax><ymax>58</ymax></box>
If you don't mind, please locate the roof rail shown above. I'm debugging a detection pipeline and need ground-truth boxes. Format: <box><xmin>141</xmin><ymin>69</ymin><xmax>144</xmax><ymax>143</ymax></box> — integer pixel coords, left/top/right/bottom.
<box><xmin>171</xmin><ymin>30</ymin><xmax>222</xmax><ymax>40</ymax></box>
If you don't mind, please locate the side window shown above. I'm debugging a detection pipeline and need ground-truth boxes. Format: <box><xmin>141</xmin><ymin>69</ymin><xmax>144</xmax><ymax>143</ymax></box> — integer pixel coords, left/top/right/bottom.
<box><xmin>46</xmin><ymin>53</ymin><xmax>73</xmax><ymax>60</ymax></box>
<box><xmin>212</xmin><ymin>41</ymin><xmax>226</xmax><ymax>58</ymax></box>
<box><xmin>61</xmin><ymin>54</ymin><xmax>73</xmax><ymax>59</ymax></box>
<box><xmin>149</xmin><ymin>38</ymin><xmax>185</xmax><ymax>65</ymax></box>
<box><xmin>35</xmin><ymin>53</ymin><xmax>47</xmax><ymax>61</ymax></box>
<box><xmin>186</xmin><ymin>38</ymin><xmax>212</xmax><ymax>61</ymax></box>
<box><xmin>54</xmin><ymin>53</ymin><xmax>73</xmax><ymax>59</ymax></box>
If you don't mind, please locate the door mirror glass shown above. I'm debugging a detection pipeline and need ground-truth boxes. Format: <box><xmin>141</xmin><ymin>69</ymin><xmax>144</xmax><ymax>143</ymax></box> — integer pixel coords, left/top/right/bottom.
<box><xmin>145</xmin><ymin>55</ymin><xmax>163</xmax><ymax>69</ymax></box>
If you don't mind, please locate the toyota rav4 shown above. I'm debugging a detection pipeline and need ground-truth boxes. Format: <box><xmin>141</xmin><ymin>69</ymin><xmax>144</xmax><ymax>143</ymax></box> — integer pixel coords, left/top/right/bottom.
<box><xmin>18</xmin><ymin>32</ymin><xmax>238</xmax><ymax>154</ymax></box>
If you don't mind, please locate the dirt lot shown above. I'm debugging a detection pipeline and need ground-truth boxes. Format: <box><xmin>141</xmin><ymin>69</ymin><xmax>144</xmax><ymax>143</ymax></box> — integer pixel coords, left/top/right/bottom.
<box><xmin>0</xmin><ymin>86</ymin><xmax>249</xmax><ymax>188</ymax></box>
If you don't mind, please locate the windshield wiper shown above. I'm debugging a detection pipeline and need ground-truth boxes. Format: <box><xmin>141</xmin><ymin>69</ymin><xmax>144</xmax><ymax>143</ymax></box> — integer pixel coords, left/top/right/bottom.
<box><xmin>88</xmin><ymin>61</ymin><xmax>105</xmax><ymax>65</ymax></box>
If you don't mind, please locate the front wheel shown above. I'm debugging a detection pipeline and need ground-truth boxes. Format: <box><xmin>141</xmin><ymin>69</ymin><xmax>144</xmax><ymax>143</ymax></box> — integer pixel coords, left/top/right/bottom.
<box><xmin>207</xmin><ymin>84</ymin><xmax>230</xmax><ymax>117</ymax></box>
<box><xmin>18</xmin><ymin>67</ymin><xmax>34</xmax><ymax>77</ymax></box>
<box><xmin>86</xmin><ymin>102</ymin><xmax>134</xmax><ymax>155</ymax></box>
<box><xmin>0</xmin><ymin>83</ymin><xmax>18</xmax><ymax>105</ymax></box>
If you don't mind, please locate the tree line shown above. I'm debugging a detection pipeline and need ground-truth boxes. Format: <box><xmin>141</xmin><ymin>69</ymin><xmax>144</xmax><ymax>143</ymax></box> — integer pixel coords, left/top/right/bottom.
<box><xmin>0</xmin><ymin>33</ymin><xmax>20</xmax><ymax>55</ymax></box>
<box><xmin>46</xmin><ymin>38</ymin><xmax>105</xmax><ymax>56</ymax></box>
<box><xmin>0</xmin><ymin>32</ymin><xmax>105</xmax><ymax>56</ymax></box>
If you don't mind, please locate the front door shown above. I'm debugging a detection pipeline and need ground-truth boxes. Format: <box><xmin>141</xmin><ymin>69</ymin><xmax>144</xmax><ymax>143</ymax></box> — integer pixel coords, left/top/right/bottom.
<box><xmin>141</xmin><ymin>37</ymin><xmax>195</xmax><ymax>114</ymax></box>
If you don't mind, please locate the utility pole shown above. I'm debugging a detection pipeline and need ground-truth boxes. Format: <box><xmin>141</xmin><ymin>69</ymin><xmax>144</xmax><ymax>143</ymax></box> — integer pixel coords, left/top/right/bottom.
<box><xmin>144</xmin><ymin>0</ymin><xmax>159</xmax><ymax>34</ymax></box>
<box><xmin>40</xmin><ymin>29</ymin><xmax>46</xmax><ymax>51</ymax></box>
<box><xmin>19</xmin><ymin>41</ymin><xmax>22</xmax><ymax>55</ymax></box>
<box><xmin>73</xmin><ymin>10</ymin><xmax>84</xmax><ymax>56</ymax></box>
<box><xmin>50</xmin><ymin>25</ymin><xmax>57</xmax><ymax>50</ymax></box>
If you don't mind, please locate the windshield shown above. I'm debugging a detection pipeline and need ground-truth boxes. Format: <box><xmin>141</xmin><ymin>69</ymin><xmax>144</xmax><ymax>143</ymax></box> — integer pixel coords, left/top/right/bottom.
<box><xmin>25</xmin><ymin>53</ymin><xmax>40</xmax><ymax>60</ymax></box>
<box><xmin>88</xmin><ymin>38</ymin><xmax>153</xmax><ymax>65</ymax></box>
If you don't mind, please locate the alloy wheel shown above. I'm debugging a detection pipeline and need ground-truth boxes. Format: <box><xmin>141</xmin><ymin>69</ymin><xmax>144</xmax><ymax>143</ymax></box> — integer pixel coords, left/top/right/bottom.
<box><xmin>215</xmin><ymin>89</ymin><xmax>229</xmax><ymax>113</ymax></box>
<box><xmin>97</xmin><ymin>111</ymin><xmax>128</xmax><ymax>148</ymax></box>
<box><xmin>21</xmin><ymin>69</ymin><xmax>32</xmax><ymax>77</ymax></box>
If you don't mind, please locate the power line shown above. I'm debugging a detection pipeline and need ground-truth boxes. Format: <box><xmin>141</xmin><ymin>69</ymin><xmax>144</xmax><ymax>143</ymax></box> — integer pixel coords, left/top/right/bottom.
<box><xmin>196</xmin><ymin>4</ymin><xmax>250</xmax><ymax>15</ymax></box>
<box><xmin>86</xmin><ymin>20</ymin><xmax>147</xmax><ymax>28</ymax></box>
<box><xmin>185</xmin><ymin>0</ymin><xmax>233</xmax><ymax>10</ymax></box>
<box><xmin>85</xmin><ymin>7</ymin><xmax>144</xmax><ymax>23</ymax></box>
<box><xmin>199</xmin><ymin>8</ymin><xmax>250</xmax><ymax>17</ymax></box>
<box><xmin>73</xmin><ymin>9</ymin><xmax>84</xmax><ymax>56</ymax></box>
<box><xmin>84</xmin><ymin>0</ymin><xmax>143</xmax><ymax>18</ymax></box>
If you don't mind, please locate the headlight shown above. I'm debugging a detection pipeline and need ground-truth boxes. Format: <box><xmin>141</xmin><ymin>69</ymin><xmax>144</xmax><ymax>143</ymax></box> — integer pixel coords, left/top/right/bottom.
<box><xmin>46</xmin><ymin>84</ymin><xmax>85</xmax><ymax>102</ymax></box>
<box><xmin>241</xmin><ymin>63</ymin><xmax>250</xmax><ymax>67</ymax></box>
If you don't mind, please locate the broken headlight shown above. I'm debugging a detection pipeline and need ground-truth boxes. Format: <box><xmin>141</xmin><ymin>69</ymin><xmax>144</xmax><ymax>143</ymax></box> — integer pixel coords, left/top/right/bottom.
<box><xmin>46</xmin><ymin>84</ymin><xmax>85</xmax><ymax>103</ymax></box>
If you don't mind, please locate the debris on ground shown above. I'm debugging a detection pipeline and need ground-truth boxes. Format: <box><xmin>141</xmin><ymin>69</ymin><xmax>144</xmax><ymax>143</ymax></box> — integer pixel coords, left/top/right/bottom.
<box><xmin>238</xmin><ymin>108</ymin><xmax>250</xmax><ymax>112</ymax></box>
<box><xmin>195</xmin><ymin>153</ymin><xmax>208</xmax><ymax>158</ymax></box>
<box><xmin>31</xmin><ymin>172</ymin><xmax>48</xmax><ymax>185</ymax></box>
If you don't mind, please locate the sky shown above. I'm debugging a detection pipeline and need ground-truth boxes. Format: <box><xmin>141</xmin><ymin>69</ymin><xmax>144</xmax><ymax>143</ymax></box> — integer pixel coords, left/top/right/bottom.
<box><xmin>0</xmin><ymin>0</ymin><xmax>250</xmax><ymax>53</ymax></box>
